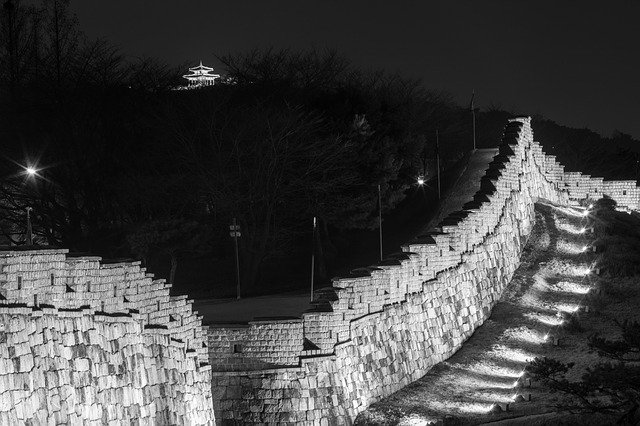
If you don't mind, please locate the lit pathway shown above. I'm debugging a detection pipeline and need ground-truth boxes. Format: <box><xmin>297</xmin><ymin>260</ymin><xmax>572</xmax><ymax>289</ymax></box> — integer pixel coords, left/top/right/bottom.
<box><xmin>356</xmin><ymin>202</ymin><xmax>598</xmax><ymax>425</ymax></box>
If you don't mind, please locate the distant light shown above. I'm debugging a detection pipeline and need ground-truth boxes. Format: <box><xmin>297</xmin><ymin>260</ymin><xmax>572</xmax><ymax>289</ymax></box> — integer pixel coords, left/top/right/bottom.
<box><xmin>25</xmin><ymin>167</ymin><xmax>37</xmax><ymax>176</ymax></box>
<box><xmin>417</xmin><ymin>176</ymin><xmax>425</xmax><ymax>186</ymax></box>
<box><xmin>582</xmin><ymin>210</ymin><xmax>589</xmax><ymax>217</ymax></box>
<box><xmin>582</xmin><ymin>246</ymin><xmax>588</xmax><ymax>252</ymax></box>
<box><xmin>588</xmin><ymin>204</ymin><xmax>594</xmax><ymax>210</ymax></box>
<box><xmin>579</xmin><ymin>228</ymin><xmax>586</xmax><ymax>234</ymax></box>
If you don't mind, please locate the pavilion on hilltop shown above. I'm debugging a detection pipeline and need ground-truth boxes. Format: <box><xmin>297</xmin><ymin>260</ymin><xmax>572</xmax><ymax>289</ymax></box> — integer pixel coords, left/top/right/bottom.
<box><xmin>183</xmin><ymin>61</ymin><xmax>221</xmax><ymax>86</ymax></box>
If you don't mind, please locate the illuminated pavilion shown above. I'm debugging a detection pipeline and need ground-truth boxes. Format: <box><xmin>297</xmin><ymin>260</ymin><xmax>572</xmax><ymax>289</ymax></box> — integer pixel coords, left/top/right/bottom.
<box><xmin>182</xmin><ymin>61</ymin><xmax>221</xmax><ymax>86</ymax></box>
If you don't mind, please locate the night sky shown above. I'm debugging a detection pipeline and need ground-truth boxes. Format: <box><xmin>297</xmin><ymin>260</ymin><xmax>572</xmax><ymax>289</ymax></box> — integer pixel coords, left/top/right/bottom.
<box><xmin>72</xmin><ymin>1</ymin><xmax>640</xmax><ymax>139</ymax></box>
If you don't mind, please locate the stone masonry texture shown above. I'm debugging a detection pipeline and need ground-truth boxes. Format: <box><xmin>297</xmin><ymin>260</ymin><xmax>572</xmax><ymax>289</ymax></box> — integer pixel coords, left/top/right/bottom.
<box><xmin>207</xmin><ymin>117</ymin><xmax>640</xmax><ymax>424</ymax></box>
<box><xmin>0</xmin><ymin>250</ymin><xmax>215</xmax><ymax>425</ymax></box>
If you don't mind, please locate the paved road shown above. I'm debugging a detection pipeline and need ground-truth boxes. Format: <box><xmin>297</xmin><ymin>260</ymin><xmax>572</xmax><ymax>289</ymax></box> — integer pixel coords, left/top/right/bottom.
<box><xmin>193</xmin><ymin>292</ymin><xmax>312</xmax><ymax>324</ymax></box>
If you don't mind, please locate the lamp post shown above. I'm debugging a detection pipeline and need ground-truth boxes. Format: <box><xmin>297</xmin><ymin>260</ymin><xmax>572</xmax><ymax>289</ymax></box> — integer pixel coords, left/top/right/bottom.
<box><xmin>23</xmin><ymin>165</ymin><xmax>38</xmax><ymax>245</ymax></box>
<box><xmin>1</xmin><ymin>163</ymin><xmax>40</xmax><ymax>246</ymax></box>
<box><xmin>310</xmin><ymin>216</ymin><xmax>316</xmax><ymax>302</ymax></box>
<box><xmin>25</xmin><ymin>207</ymin><xmax>33</xmax><ymax>245</ymax></box>
<box><xmin>229</xmin><ymin>218</ymin><xmax>241</xmax><ymax>299</ymax></box>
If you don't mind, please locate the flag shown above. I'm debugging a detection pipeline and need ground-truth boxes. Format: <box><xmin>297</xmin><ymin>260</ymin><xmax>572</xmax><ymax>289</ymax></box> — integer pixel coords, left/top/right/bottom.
<box><xmin>470</xmin><ymin>90</ymin><xmax>475</xmax><ymax>112</ymax></box>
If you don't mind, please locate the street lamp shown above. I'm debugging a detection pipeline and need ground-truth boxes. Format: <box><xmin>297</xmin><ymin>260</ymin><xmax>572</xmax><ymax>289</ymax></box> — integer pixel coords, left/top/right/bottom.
<box><xmin>22</xmin><ymin>164</ymin><xmax>38</xmax><ymax>245</ymax></box>
<box><xmin>1</xmin><ymin>162</ymin><xmax>42</xmax><ymax>246</ymax></box>
<box><xmin>417</xmin><ymin>176</ymin><xmax>425</xmax><ymax>186</ymax></box>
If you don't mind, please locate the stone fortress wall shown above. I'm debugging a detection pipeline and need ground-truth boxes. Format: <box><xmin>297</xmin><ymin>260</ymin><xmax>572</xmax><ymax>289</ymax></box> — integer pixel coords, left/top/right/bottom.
<box><xmin>207</xmin><ymin>117</ymin><xmax>640</xmax><ymax>424</ymax></box>
<box><xmin>0</xmin><ymin>249</ymin><xmax>215</xmax><ymax>424</ymax></box>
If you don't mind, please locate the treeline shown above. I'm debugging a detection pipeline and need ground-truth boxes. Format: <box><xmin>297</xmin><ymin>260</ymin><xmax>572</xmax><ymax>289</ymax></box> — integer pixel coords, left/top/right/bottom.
<box><xmin>1</xmin><ymin>1</ymin><xmax>638</xmax><ymax>296</ymax></box>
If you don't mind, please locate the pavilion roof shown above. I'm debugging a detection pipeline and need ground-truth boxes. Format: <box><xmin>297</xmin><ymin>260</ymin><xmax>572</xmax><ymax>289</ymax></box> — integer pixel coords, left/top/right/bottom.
<box><xmin>188</xmin><ymin>61</ymin><xmax>215</xmax><ymax>72</ymax></box>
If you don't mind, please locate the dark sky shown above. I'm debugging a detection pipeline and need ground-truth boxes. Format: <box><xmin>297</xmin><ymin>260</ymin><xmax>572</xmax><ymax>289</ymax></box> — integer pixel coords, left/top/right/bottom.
<box><xmin>72</xmin><ymin>1</ymin><xmax>640</xmax><ymax>139</ymax></box>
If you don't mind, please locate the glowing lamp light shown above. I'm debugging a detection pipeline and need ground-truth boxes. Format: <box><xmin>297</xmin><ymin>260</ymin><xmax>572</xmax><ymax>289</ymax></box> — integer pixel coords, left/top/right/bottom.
<box><xmin>417</xmin><ymin>176</ymin><xmax>425</xmax><ymax>186</ymax></box>
<box><xmin>588</xmin><ymin>204</ymin><xmax>594</xmax><ymax>210</ymax></box>
<box><xmin>579</xmin><ymin>228</ymin><xmax>586</xmax><ymax>234</ymax></box>
<box><xmin>25</xmin><ymin>167</ymin><xmax>37</xmax><ymax>176</ymax></box>
<box><xmin>582</xmin><ymin>246</ymin><xmax>588</xmax><ymax>252</ymax></box>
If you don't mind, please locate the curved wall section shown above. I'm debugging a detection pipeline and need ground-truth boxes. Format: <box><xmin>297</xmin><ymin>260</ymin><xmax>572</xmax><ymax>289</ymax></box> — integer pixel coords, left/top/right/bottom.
<box><xmin>208</xmin><ymin>117</ymin><xmax>640</xmax><ymax>424</ymax></box>
<box><xmin>0</xmin><ymin>249</ymin><xmax>215</xmax><ymax>424</ymax></box>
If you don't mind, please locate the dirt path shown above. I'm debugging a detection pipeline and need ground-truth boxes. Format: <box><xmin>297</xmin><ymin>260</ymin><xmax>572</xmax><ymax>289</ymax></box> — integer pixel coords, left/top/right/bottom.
<box><xmin>356</xmin><ymin>201</ymin><xmax>609</xmax><ymax>425</ymax></box>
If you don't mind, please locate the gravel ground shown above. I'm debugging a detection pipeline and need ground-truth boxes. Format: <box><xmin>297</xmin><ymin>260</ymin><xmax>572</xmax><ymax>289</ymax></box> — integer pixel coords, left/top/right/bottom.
<box><xmin>356</xmin><ymin>201</ymin><xmax>640</xmax><ymax>425</ymax></box>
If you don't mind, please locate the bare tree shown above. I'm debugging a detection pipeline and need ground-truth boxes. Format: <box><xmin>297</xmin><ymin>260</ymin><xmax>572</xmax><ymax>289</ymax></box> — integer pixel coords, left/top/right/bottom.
<box><xmin>0</xmin><ymin>0</ymin><xmax>37</xmax><ymax>100</ymax></box>
<box><xmin>171</xmin><ymin>96</ymin><xmax>357</xmax><ymax>291</ymax></box>
<box><xmin>42</xmin><ymin>0</ymin><xmax>78</xmax><ymax>88</ymax></box>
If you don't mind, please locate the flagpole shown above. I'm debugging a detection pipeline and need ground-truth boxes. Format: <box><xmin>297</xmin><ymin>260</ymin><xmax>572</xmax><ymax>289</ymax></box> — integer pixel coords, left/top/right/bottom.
<box><xmin>471</xmin><ymin>90</ymin><xmax>477</xmax><ymax>150</ymax></box>
<box><xmin>310</xmin><ymin>216</ymin><xmax>316</xmax><ymax>302</ymax></box>
<box><xmin>436</xmin><ymin>129</ymin><xmax>441</xmax><ymax>199</ymax></box>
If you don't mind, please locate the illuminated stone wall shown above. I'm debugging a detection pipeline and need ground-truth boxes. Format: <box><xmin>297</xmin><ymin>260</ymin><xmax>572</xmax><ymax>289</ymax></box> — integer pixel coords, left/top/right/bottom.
<box><xmin>0</xmin><ymin>249</ymin><xmax>215</xmax><ymax>424</ymax></box>
<box><xmin>206</xmin><ymin>117</ymin><xmax>639</xmax><ymax>423</ymax></box>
